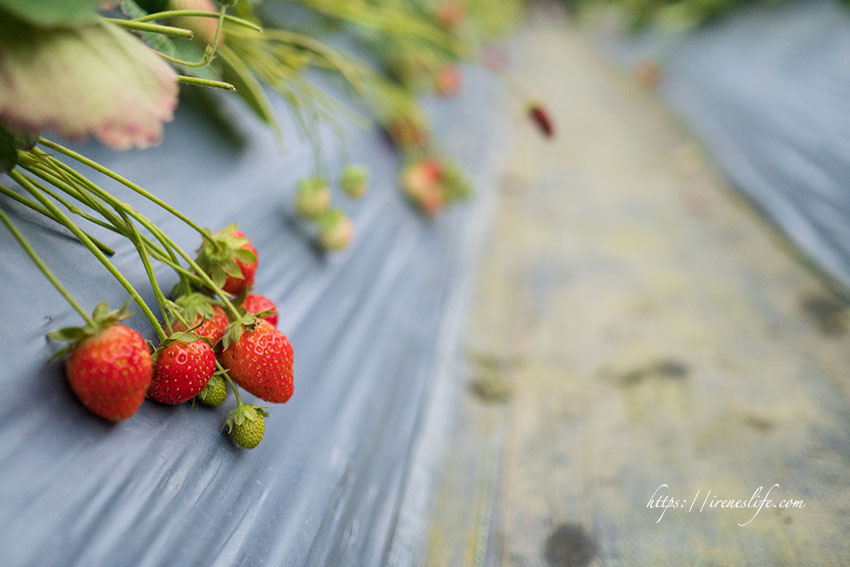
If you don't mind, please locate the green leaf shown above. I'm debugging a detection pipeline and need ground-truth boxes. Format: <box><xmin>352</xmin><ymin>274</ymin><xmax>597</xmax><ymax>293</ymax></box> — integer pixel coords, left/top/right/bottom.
<box><xmin>0</xmin><ymin>0</ymin><xmax>101</xmax><ymax>28</ymax></box>
<box><xmin>233</xmin><ymin>248</ymin><xmax>257</xmax><ymax>264</ymax></box>
<box><xmin>46</xmin><ymin>327</ymin><xmax>87</xmax><ymax>342</ymax></box>
<box><xmin>222</xmin><ymin>259</ymin><xmax>243</xmax><ymax>279</ymax></box>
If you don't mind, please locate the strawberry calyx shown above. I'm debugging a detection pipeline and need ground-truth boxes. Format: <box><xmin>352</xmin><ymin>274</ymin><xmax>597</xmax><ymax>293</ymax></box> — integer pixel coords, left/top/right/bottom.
<box><xmin>168</xmin><ymin>292</ymin><xmax>225</xmax><ymax>325</ymax></box>
<box><xmin>194</xmin><ymin>223</ymin><xmax>257</xmax><ymax>291</ymax></box>
<box><xmin>223</xmin><ymin>403</ymin><xmax>269</xmax><ymax>433</ymax></box>
<box><xmin>47</xmin><ymin>301</ymin><xmax>134</xmax><ymax>359</ymax></box>
<box><xmin>219</xmin><ymin>312</ymin><xmax>264</xmax><ymax>350</ymax></box>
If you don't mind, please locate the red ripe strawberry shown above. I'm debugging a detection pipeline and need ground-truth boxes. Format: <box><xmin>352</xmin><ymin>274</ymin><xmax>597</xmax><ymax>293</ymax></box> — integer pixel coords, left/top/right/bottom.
<box><xmin>220</xmin><ymin>320</ymin><xmax>294</xmax><ymax>403</ymax></box>
<box><xmin>170</xmin><ymin>304</ymin><xmax>228</xmax><ymax>344</ymax></box>
<box><xmin>148</xmin><ymin>339</ymin><xmax>216</xmax><ymax>404</ymax></box>
<box><xmin>195</xmin><ymin>224</ymin><xmax>259</xmax><ymax>296</ymax></box>
<box><xmin>242</xmin><ymin>294</ymin><xmax>278</xmax><ymax>327</ymax></box>
<box><xmin>66</xmin><ymin>325</ymin><xmax>153</xmax><ymax>421</ymax></box>
<box><xmin>223</xmin><ymin>229</ymin><xmax>258</xmax><ymax>294</ymax></box>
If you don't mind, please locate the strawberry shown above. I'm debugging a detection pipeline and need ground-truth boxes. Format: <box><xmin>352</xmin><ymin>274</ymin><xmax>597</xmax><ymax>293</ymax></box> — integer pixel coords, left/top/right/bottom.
<box><xmin>220</xmin><ymin>319</ymin><xmax>294</xmax><ymax>403</ymax></box>
<box><xmin>195</xmin><ymin>224</ymin><xmax>259</xmax><ymax>296</ymax></box>
<box><xmin>528</xmin><ymin>103</ymin><xmax>555</xmax><ymax>139</ymax></box>
<box><xmin>401</xmin><ymin>158</ymin><xmax>445</xmax><ymax>216</ymax></box>
<box><xmin>294</xmin><ymin>177</ymin><xmax>331</xmax><ymax>220</ymax></box>
<box><xmin>242</xmin><ymin>294</ymin><xmax>278</xmax><ymax>327</ymax></box>
<box><xmin>197</xmin><ymin>372</ymin><xmax>227</xmax><ymax>406</ymax></box>
<box><xmin>317</xmin><ymin>209</ymin><xmax>354</xmax><ymax>252</ymax></box>
<box><xmin>435</xmin><ymin>65</ymin><xmax>462</xmax><ymax>96</ymax></box>
<box><xmin>148</xmin><ymin>336</ymin><xmax>216</xmax><ymax>404</ymax></box>
<box><xmin>340</xmin><ymin>165</ymin><xmax>369</xmax><ymax>199</ymax></box>
<box><xmin>168</xmin><ymin>292</ymin><xmax>229</xmax><ymax>344</ymax></box>
<box><xmin>224</xmin><ymin>404</ymin><xmax>269</xmax><ymax>449</ymax></box>
<box><xmin>50</xmin><ymin>303</ymin><xmax>153</xmax><ymax>421</ymax></box>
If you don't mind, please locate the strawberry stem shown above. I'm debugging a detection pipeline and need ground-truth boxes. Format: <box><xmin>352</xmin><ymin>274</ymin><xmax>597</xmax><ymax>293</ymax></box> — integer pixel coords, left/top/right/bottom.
<box><xmin>218</xmin><ymin>361</ymin><xmax>244</xmax><ymax>406</ymax></box>
<box><xmin>102</xmin><ymin>17</ymin><xmax>194</xmax><ymax>39</ymax></box>
<box><xmin>0</xmin><ymin>205</ymin><xmax>94</xmax><ymax>326</ymax></box>
<box><xmin>131</xmin><ymin>10</ymin><xmax>262</xmax><ymax>33</ymax></box>
<box><xmin>118</xmin><ymin>210</ymin><xmax>170</xmax><ymax>341</ymax></box>
<box><xmin>34</xmin><ymin>141</ymin><xmax>214</xmax><ymax>245</ymax></box>
<box><xmin>0</xmin><ymin>182</ymin><xmax>115</xmax><ymax>256</ymax></box>
<box><xmin>10</xmin><ymin>170</ymin><xmax>163</xmax><ymax>335</ymax></box>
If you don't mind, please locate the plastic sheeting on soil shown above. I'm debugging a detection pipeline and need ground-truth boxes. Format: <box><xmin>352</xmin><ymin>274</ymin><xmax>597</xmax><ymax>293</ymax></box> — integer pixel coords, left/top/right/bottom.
<box><xmin>604</xmin><ymin>0</ymin><xmax>850</xmax><ymax>292</ymax></box>
<box><xmin>0</xmin><ymin>67</ymin><xmax>503</xmax><ymax>566</ymax></box>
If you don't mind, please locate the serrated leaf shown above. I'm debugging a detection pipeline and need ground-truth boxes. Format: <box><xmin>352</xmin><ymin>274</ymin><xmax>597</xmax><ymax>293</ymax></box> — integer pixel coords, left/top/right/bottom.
<box><xmin>211</xmin><ymin>266</ymin><xmax>226</xmax><ymax>289</ymax></box>
<box><xmin>0</xmin><ymin>19</ymin><xmax>178</xmax><ymax>149</ymax></box>
<box><xmin>0</xmin><ymin>0</ymin><xmax>101</xmax><ymax>28</ymax></box>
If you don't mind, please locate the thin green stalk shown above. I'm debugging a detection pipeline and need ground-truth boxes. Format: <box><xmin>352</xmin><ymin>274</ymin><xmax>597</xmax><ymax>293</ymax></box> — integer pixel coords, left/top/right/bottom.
<box><xmin>10</xmin><ymin>170</ymin><xmax>163</xmax><ymax>335</ymax></box>
<box><xmin>19</xmin><ymin>160</ymin><xmax>206</xmax><ymax>290</ymax></box>
<box><xmin>132</xmin><ymin>10</ymin><xmax>262</xmax><ymax>32</ymax></box>
<box><xmin>0</xmin><ymin>182</ymin><xmax>115</xmax><ymax>256</ymax></box>
<box><xmin>177</xmin><ymin>75</ymin><xmax>236</xmax><ymax>90</ymax></box>
<box><xmin>34</xmin><ymin>141</ymin><xmax>212</xmax><ymax>243</ymax></box>
<box><xmin>119</xmin><ymin>210</ymin><xmax>170</xmax><ymax>340</ymax></box>
<box><xmin>219</xmin><ymin>362</ymin><xmax>243</xmax><ymax>406</ymax></box>
<box><xmin>0</xmin><ymin>206</ymin><xmax>94</xmax><ymax>325</ymax></box>
<box><xmin>64</xmin><ymin>173</ymin><xmax>242</xmax><ymax>321</ymax></box>
<box><xmin>103</xmin><ymin>17</ymin><xmax>193</xmax><ymax>39</ymax></box>
<box><xmin>154</xmin><ymin>5</ymin><xmax>227</xmax><ymax>68</ymax></box>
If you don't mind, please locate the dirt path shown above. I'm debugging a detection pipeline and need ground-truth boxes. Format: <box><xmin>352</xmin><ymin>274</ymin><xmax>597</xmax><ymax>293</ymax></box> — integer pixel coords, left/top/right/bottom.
<box><xmin>423</xmin><ymin>8</ymin><xmax>850</xmax><ymax>567</ymax></box>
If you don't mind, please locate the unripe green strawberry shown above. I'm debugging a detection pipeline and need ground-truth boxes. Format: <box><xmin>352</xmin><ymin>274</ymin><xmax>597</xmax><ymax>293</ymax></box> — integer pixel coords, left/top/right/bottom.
<box><xmin>317</xmin><ymin>209</ymin><xmax>353</xmax><ymax>252</ymax></box>
<box><xmin>197</xmin><ymin>372</ymin><xmax>227</xmax><ymax>406</ymax></box>
<box><xmin>220</xmin><ymin>319</ymin><xmax>294</xmax><ymax>403</ymax></box>
<box><xmin>340</xmin><ymin>165</ymin><xmax>369</xmax><ymax>199</ymax></box>
<box><xmin>65</xmin><ymin>325</ymin><xmax>153</xmax><ymax>421</ymax></box>
<box><xmin>148</xmin><ymin>337</ymin><xmax>216</xmax><ymax>404</ymax></box>
<box><xmin>294</xmin><ymin>177</ymin><xmax>331</xmax><ymax>220</ymax></box>
<box><xmin>224</xmin><ymin>404</ymin><xmax>269</xmax><ymax>449</ymax></box>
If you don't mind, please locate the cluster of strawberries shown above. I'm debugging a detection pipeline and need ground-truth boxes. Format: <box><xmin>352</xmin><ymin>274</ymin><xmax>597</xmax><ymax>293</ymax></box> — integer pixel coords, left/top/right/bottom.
<box><xmin>51</xmin><ymin>225</ymin><xmax>292</xmax><ymax>449</ymax></box>
<box><xmin>293</xmin><ymin>164</ymin><xmax>368</xmax><ymax>251</ymax></box>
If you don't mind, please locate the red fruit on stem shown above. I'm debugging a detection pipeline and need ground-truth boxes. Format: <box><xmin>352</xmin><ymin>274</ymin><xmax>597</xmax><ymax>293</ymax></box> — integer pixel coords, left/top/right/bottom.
<box><xmin>243</xmin><ymin>294</ymin><xmax>279</xmax><ymax>327</ymax></box>
<box><xmin>66</xmin><ymin>325</ymin><xmax>153</xmax><ymax>421</ymax></box>
<box><xmin>170</xmin><ymin>304</ymin><xmax>228</xmax><ymax>344</ymax></box>
<box><xmin>223</xmin><ymin>229</ymin><xmax>258</xmax><ymax>294</ymax></box>
<box><xmin>148</xmin><ymin>339</ymin><xmax>216</xmax><ymax>404</ymax></box>
<box><xmin>195</xmin><ymin>225</ymin><xmax>259</xmax><ymax>296</ymax></box>
<box><xmin>528</xmin><ymin>103</ymin><xmax>555</xmax><ymax>139</ymax></box>
<box><xmin>220</xmin><ymin>320</ymin><xmax>294</xmax><ymax>403</ymax></box>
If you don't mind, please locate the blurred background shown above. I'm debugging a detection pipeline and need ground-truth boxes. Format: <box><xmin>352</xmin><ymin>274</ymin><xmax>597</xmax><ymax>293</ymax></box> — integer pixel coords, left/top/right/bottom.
<box><xmin>1</xmin><ymin>0</ymin><xmax>849</xmax><ymax>565</ymax></box>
